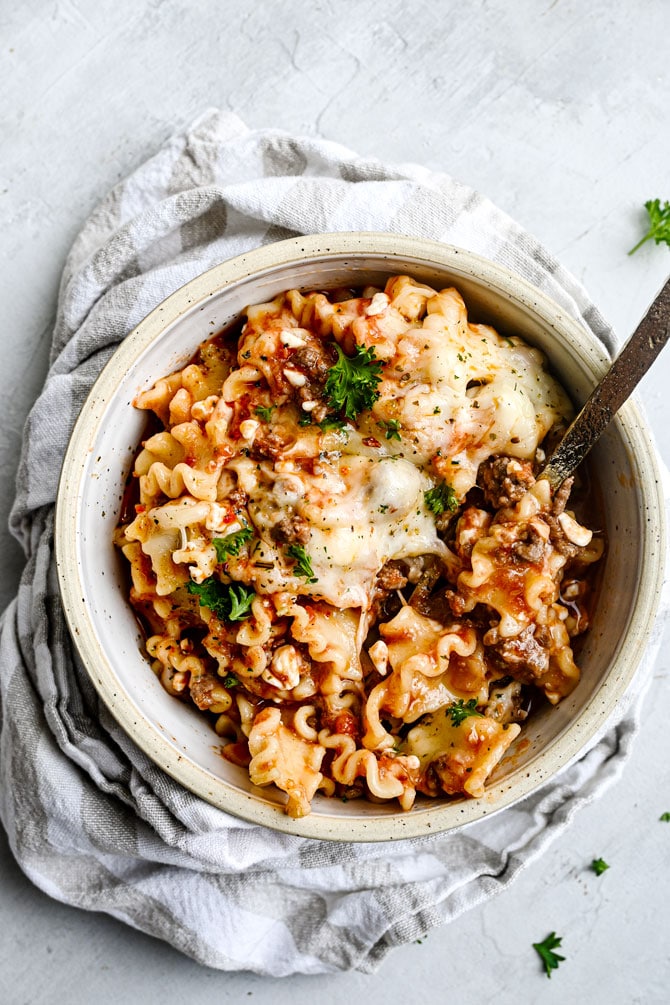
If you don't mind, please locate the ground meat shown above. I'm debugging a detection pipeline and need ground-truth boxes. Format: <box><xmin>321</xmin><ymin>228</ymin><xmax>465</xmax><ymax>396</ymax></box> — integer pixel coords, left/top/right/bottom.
<box><xmin>408</xmin><ymin>557</ymin><xmax>442</xmax><ymax>615</ymax></box>
<box><xmin>290</xmin><ymin>341</ymin><xmax>338</xmax><ymax>421</ymax></box>
<box><xmin>376</xmin><ymin>559</ymin><xmax>409</xmax><ymax>593</ymax></box>
<box><xmin>292</xmin><ymin>344</ymin><xmax>333</xmax><ymax>386</ymax></box>
<box><xmin>226</xmin><ymin>487</ymin><xmax>249</xmax><ymax>511</ymax></box>
<box><xmin>270</xmin><ymin>513</ymin><xmax>311</xmax><ymax>545</ymax></box>
<box><xmin>189</xmin><ymin>672</ymin><xmax>228</xmax><ymax>711</ymax></box>
<box><xmin>512</xmin><ymin>525</ymin><xmax>547</xmax><ymax>564</ymax></box>
<box><xmin>552</xmin><ymin>477</ymin><xmax>572</xmax><ymax>516</ymax></box>
<box><xmin>367</xmin><ymin>560</ymin><xmax>409</xmax><ymax>623</ymax></box>
<box><xmin>252</xmin><ymin>429</ymin><xmax>295</xmax><ymax>461</ymax></box>
<box><xmin>545</xmin><ymin>476</ymin><xmax>580</xmax><ymax>558</ymax></box>
<box><xmin>435</xmin><ymin>508</ymin><xmax>459</xmax><ymax>534</ymax></box>
<box><xmin>445</xmin><ymin>587</ymin><xmax>468</xmax><ymax>619</ymax></box>
<box><xmin>478</xmin><ymin>456</ymin><xmax>536</xmax><ymax>509</ymax></box>
<box><xmin>488</xmin><ymin>624</ymin><xmax>550</xmax><ymax>680</ymax></box>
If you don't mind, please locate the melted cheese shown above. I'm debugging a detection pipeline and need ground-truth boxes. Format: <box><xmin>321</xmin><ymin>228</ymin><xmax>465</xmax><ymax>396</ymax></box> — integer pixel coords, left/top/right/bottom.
<box><xmin>242</xmin><ymin>455</ymin><xmax>447</xmax><ymax>609</ymax></box>
<box><xmin>129</xmin><ymin>280</ymin><xmax>572</xmax><ymax>611</ymax></box>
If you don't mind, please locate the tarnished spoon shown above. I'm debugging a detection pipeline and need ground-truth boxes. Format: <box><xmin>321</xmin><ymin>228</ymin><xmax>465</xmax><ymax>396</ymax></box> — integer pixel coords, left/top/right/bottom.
<box><xmin>540</xmin><ymin>276</ymin><xmax>670</xmax><ymax>490</ymax></box>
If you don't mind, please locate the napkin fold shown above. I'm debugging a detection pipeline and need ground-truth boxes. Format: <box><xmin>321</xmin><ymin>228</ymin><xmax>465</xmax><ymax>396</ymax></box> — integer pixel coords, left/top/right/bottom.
<box><xmin>0</xmin><ymin>109</ymin><xmax>666</xmax><ymax>977</ymax></box>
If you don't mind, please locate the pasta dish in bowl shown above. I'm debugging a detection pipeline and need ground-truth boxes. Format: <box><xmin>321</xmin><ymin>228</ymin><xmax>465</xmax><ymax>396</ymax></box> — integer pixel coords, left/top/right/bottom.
<box><xmin>56</xmin><ymin>235</ymin><xmax>666</xmax><ymax>839</ymax></box>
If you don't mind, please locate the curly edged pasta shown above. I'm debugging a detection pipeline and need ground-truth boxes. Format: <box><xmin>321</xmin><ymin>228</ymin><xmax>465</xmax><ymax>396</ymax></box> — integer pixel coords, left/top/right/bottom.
<box><xmin>115</xmin><ymin>278</ymin><xmax>603</xmax><ymax>817</ymax></box>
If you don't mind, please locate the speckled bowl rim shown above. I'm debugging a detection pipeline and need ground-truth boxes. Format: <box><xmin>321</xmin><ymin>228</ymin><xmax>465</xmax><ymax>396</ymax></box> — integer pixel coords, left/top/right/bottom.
<box><xmin>55</xmin><ymin>233</ymin><xmax>666</xmax><ymax>841</ymax></box>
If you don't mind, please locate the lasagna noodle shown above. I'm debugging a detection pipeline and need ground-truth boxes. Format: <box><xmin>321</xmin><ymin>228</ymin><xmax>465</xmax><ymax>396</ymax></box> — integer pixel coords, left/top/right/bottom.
<box><xmin>116</xmin><ymin>276</ymin><xmax>602</xmax><ymax>817</ymax></box>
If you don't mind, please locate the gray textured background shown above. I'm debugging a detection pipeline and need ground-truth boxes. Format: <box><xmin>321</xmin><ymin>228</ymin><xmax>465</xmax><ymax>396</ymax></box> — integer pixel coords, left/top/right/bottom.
<box><xmin>1</xmin><ymin>1</ymin><xmax>669</xmax><ymax>1002</ymax></box>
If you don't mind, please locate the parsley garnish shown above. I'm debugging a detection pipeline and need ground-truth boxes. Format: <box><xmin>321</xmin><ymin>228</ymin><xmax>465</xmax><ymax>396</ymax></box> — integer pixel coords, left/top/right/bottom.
<box><xmin>448</xmin><ymin>699</ymin><xmax>484</xmax><ymax>726</ymax></box>
<box><xmin>221</xmin><ymin>673</ymin><xmax>239</xmax><ymax>688</ymax></box>
<box><xmin>629</xmin><ymin>198</ymin><xmax>670</xmax><ymax>255</ymax></box>
<box><xmin>424</xmin><ymin>482</ymin><xmax>458</xmax><ymax>516</ymax></box>
<box><xmin>325</xmin><ymin>343</ymin><xmax>383</xmax><ymax>420</ymax></box>
<box><xmin>591</xmin><ymin>858</ymin><xmax>609</xmax><ymax>876</ymax></box>
<box><xmin>319</xmin><ymin>415</ymin><xmax>347</xmax><ymax>431</ymax></box>
<box><xmin>533</xmin><ymin>932</ymin><xmax>565</xmax><ymax>978</ymax></box>
<box><xmin>379</xmin><ymin>418</ymin><xmax>402</xmax><ymax>441</ymax></box>
<box><xmin>287</xmin><ymin>543</ymin><xmax>317</xmax><ymax>583</ymax></box>
<box><xmin>212</xmin><ymin>527</ymin><xmax>253</xmax><ymax>561</ymax></box>
<box><xmin>255</xmin><ymin>406</ymin><xmax>274</xmax><ymax>422</ymax></box>
<box><xmin>660</xmin><ymin>812</ymin><xmax>670</xmax><ymax>822</ymax></box>
<box><xmin>187</xmin><ymin>578</ymin><xmax>255</xmax><ymax>622</ymax></box>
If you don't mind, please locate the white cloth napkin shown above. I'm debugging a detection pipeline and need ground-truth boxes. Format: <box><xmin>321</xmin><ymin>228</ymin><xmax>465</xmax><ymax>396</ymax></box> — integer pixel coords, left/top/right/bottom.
<box><xmin>0</xmin><ymin>109</ymin><xmax>666</xmax><ymax>977</ymax></box>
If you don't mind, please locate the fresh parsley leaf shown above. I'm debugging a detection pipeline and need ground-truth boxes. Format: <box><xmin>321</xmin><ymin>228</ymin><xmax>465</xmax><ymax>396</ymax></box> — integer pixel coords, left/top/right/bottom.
<box><xmin>221</xmin><ymin>673</ymin><xmax>239</xmax><ymax>688</ymax></box>
<box><xmin>325</xmin><ymin>343</ymin><xmax>383</xmax><ymax>420</ymax></box>
<box><xmin>287</xmin><ymin>543</ymin><xmax>317</xmax><ymax>583</ymax></box>
<box><xmin>255</xmin><ymin>405</ymin><xmax>274</xmax><ymax>422</ymax></box>
<box><xmin>319</xmin><ymin>415</ymin><xmax>347</xmax><ymax>431</ymax></box>
<box><xmin>448</xmin><ymin>698</ymin><xmax>484</xmax><ymax>726</ymax></box>
<box><xmin>660</xmin><ymin>812</ymin><xmax>670</xmax><ymax>822</ymax></box>
<box><xmin>424</xmin><ymin>482</ymin><xmax>458</xmax><ymax>516</ymax></box>
<box><xmin>629</xmin><ymin>199</ymin><xmax>670</xmax><ymax>255</ymax></box>
<box><xmin>298</xmin><ymin>414</ymin><xmax>313</xmax><ymax>426</ymax></box>
<box><xmin>226</xmin><ymin>584</ymin><xmax>256</xmax><ymax>621</ymax></box>
<box><xmin>212</xmin><ymin>527</ymin><xmax>253</xmax><ymax>561</ymax></box>
<box><xmin>591</xmin><ymin>857</ymin><xmax>609</xmax><ymax>876</ymax></box>
<box><xmin>379</xmin><ymin>418</ymin><xmax>402</xmax><ymax>441</ymax></box>
<box><xmin>187</xmin><ymin>578</ymin><xmax>255</xmax><ymax>622</ymax></box>
<box><xmin>533</xmin><ymin>932</ymin><xmax>565</xmax><ymax>978</ymax></box>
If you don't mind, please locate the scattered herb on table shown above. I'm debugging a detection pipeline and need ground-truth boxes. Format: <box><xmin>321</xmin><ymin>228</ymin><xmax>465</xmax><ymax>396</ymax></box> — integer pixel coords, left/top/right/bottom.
<box><xmin>287</xmin><ymin>543</ymin><xmax>317</xmax><ymax>583</ymax></box>
<box><xmin>660</xmin><ymin>812</ymin><xmax>670</xmax><ymax>822</ymax></box>
<box><xmin>591</xmin><ymin>857</ymin><xmax>610</xmax><ymax>876</ymax></box>
<box><xmin>425</xmin><ymin>482</ymin><xmax>458</xmax><ymax>516</ymax></box>
<box><xmin>448</xmin><ymin>698</ymin><xmax>484</xmax><ymax>726</ymax></box>
<box><xmin>325</xmin><ymin>343</ymin><xmax>383</xmax><ymax>420</ymax></box>
<box><xmin>212</xmin><ymin>527</ymin><xmax>253</xmax><ymax>561</ymax></box>
<box><xmin>628</xmin><ymin>198</ymin><xmax>670</xmax><ymax>255</ymax></box>
<box><xmin>187</xmin><ymin>578</ymin><xmax>255</xmax><ymax>622</ymax></box>
<box><xmin>533</xmin><ymin>932</ymin><xmax>565</xmax><ymax>978</ymax></box>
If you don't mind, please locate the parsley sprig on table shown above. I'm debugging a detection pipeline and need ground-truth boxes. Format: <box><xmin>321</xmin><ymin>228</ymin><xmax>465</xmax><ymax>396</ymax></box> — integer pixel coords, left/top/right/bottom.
<box><xmin>591</xmin><ymin>857</ymin><xmax>610</xmax><ymax>876</ymax></box>
<box><xmin>287</xmin><ymin>543</ymin><xmax>317</xmax><ymax>583</ymax></box>
<box><xmin>533</xmin><ymin>932</ymin><xmax>566</xmax><ymax>978</ymax></box>
<box><xmin>187</xmin><ymin>578</ymin><xmax>255</xmax><ymax>622</ymax></box>
<box><xmin>448</xmin><ymin>699</ymin><xmax>484</xmax><ymax>726</ymax></box>
<box><xmin>628</xmin><ymin>198</ymin><xmax>670</xmax><ymax>255</ymax></box>
<box><xmin>212</xmin><ymin>527</ymin><xmax>253</xmax><ymax>561</ymax></box>
<box><xmin>325</xmin><ymin>343</ymin><xmax>383</xmax><ymax>420</ymax></box>
<box><xmin>424</xmin><ymin>482</ymin><xmax>458</xmax><ymax>516</ymax></box>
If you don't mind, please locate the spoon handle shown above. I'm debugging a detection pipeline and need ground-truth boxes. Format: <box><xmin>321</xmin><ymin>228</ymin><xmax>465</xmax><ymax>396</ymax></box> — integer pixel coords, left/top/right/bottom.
<box><xmin>541</xmin><ymin>276</ymin><xmax>670</xmax><ymax>490</ymax></box>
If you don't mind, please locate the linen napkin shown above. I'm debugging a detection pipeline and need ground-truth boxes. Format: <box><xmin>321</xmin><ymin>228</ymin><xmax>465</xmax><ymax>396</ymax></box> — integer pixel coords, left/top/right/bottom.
<box><xmin>0</xmin><ymin>109</ymin><xmax>666</xmax><ymax>977</ymax></box>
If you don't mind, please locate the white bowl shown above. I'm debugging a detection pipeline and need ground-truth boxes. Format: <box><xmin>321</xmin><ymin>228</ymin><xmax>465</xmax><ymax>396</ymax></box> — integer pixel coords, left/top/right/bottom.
<box><xmin>55</xmin><ymin>234</ymin><xmax>666</xmax><ymax>841</ymax></box>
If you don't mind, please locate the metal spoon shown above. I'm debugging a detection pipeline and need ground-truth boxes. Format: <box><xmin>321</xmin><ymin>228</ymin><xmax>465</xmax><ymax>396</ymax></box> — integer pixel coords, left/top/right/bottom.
<box><xmin>540</xmin><ymin>276</ymin><xmax>670</xmax><ymax>490</ymax></box>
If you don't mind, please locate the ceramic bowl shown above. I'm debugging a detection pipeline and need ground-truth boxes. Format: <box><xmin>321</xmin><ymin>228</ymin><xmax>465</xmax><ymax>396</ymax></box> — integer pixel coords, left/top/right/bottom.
<box><xmin>55</xmin><ymin>234</ymin><xmax>666</xmax><ymax>841</ymax></box>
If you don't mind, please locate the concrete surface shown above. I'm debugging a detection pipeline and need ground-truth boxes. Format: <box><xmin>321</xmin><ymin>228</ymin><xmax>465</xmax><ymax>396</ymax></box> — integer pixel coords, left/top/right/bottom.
<box><xmin>1</xmin><ymin>1</ymin><xmax>669</xmax><ymax>1002</ymax></box>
